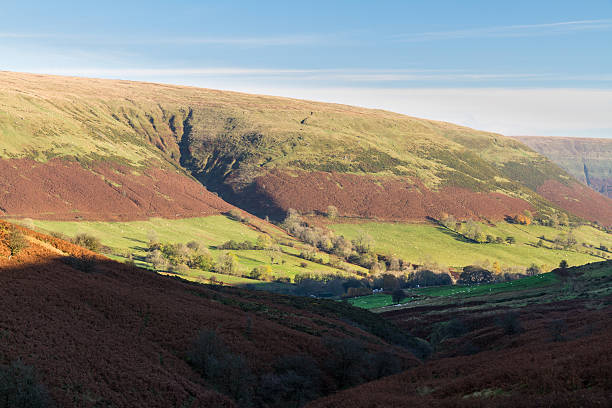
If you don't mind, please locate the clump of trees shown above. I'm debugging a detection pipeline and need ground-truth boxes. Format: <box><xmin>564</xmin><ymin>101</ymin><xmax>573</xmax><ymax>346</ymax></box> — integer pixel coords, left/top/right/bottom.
<box><xmin>506</xmin><ymin>212</ymin><xmax>532</xmax><ymax>225</ymax></box>
<box><xmin>459</xmin><ymin>265</ymin><xmax>494</xmax><ymax>284</ymax></box>
<box><xmin>283</xmin><ymin>209</ymin><xmax>399</xmax><ymax>271</ymax></box>
<box><xmin>439</xmin><ymin>215</ymin><xmax>507</xmax><ymax>244</ymax></box>
<box><xmin>146</xmin><ymin>240</ymin><xmax>215</xmax><ymax>274</ymax></box>
<box><xmin>219</xmin><ymin>235</ymin><xmax>277</xmax><ymax>251</ymax></box>
<box><xmin>187</xmin><ymin>329</ymin><xmax>253</xmax><ymax>404</ymax></box>
<box><xmin>553</xmin><ymin>233</ymin><xmax>577</xmax><ymax>250</ymax></box>
<box><xmin>534</xmin><ymin>211</ymin><xmax>570</xmax><ymax>227</ymax></box>
<box><xmin>186</xmin><ymin>330</ymin><xmax>405</xmax><ymax>407</ymax></box>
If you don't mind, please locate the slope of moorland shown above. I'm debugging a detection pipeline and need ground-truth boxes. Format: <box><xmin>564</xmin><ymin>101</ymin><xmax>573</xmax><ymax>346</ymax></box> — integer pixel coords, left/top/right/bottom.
<box><xmin>1</xmin><ymin>71</ymin><xmax>611</xmax><ymax>225</ymax></box>
<box><xmin>514</xmin><ymin>136</ymin><xmax>612</xmax><ymax>199</ymax></box>
<box><xmin>308</xmin><ymin>261</ymin><xmax>612</xmax><ymax>407</ymax></box>
<box><xmin>0</xmin><ymin>220</ymin><xmax>425</xmax><ymax>408</ymax></box>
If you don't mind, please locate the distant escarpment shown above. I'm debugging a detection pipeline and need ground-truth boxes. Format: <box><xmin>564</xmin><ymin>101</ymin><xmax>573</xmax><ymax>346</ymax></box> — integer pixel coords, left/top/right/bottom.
<box><xmin>514</xmin><ymin>136</ymin><xmax>612</xmax><ymax>199</ymax></box>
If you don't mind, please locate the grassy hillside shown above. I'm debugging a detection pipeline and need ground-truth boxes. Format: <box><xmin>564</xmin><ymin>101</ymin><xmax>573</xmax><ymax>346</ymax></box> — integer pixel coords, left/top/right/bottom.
<box><xmin>15</xmin><ymin>215</ymin><xmax>366</xmax><ymax>285</ymax></box>
<box><xmin>514</xmin><ymin>136</ymin><xmax>612</xmax><ymax>198</ymax></box>
<box><xmin>2</xmin><ymin>71</ymin><xmax>611</xmax><ymax>226</ymax></box>
<box><xmin>329</xmin><ymin>221</ymin><xmax>612</xmax><ymax>269</ymax></box>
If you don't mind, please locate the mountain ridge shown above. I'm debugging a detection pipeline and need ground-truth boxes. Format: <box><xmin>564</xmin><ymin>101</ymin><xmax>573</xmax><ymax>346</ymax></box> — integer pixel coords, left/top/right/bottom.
<box><xmin>1</xmin><ymin>71</ymin><xmax>611</xmax><ymax>225</ymax></box>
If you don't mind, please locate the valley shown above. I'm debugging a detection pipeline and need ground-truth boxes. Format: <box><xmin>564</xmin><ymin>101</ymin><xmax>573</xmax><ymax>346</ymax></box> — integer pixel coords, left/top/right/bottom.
<box><xmin>1</xmin><ymin>72</ymin><xmax>611</xmax><ymax>408</ymax></box>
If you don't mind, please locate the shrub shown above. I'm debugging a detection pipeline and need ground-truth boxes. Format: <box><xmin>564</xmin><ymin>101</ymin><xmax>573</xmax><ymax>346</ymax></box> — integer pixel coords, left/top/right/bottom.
<box><xmin>186</xmin><ymin>241</ymin><xmax>201</xmax><ymax>252</ymax></box>
<box><xmin>6</xmin><ymin>227</ymin><xmax>28</xmax><ymax>259</ymax></box>
<box><xmin>72</xmin><ymin>233</ymin><xmax>102</xmax><ymax>252</ymax></box>
<box><xmin>145</xmin><ymin>249</ymin><xmax>167</xmax><ymax>270</ymax></box>
<box><xmin>189</xmin><ymin>250</ymin><xmax>215</xmax><ymax>271</ymax></box>
<box><xmin>0</xmin><ymin>360</ymin><xmax>52</xmax><ymax>408</ymax></box>
<box><xmin>505</xmin><ymin>236</ymin><xmax>516</xmax><ymax>244</ymax></box>
<box><xmin>559</xmin><ymin>260</ymin><xmax>568</xmax><ymax>270</ymax></box>
<box><xmin>216</xmin><ymin>253</ymin><xmax>239</xmax><ymax>276</ymax></box>
<box><xmin>326</xmin><ymin>205</ymin><xmax>338</xmax><ymax>220</ymax></box>
<box><xmin>250</xmin><ymin>265</ymin><xmax>271</xmax><ymax>280</ymax></box>
<box><xmin>171</xmin><ymin>263</ymin><xmax>190</xmax><ymax>275</ymax></box>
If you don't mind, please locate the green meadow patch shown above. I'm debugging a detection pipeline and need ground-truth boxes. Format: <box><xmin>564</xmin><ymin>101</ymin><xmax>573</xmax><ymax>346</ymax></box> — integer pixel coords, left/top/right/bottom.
<box><xmin>349</xmin><ymin>272</ymin><xmax>560</xmax><ymax>309</ymax></box>
<box><xmin>17</xmin><ymin>216</ymin><xmax>357</xmax><ymax>284</ymax></box>
<box><xmin>329</xmin><ymin>221</ymin><xmax>611</xmax><ymax>269</ymax></box>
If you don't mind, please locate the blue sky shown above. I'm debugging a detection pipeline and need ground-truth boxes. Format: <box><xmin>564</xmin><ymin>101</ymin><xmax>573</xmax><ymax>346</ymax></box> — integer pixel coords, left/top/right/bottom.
<box><xmin>1</xmin><ymin>0</ymin><xmax>611</xmax><ymax>137</ymax></box>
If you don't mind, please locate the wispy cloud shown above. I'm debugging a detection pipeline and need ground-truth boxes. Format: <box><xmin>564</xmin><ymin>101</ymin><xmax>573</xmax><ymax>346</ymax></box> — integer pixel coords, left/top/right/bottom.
<box><xmin>34</xmin><ymin>67</ymin><xmax>612</xmax><ymax>83</ymax></box>
<box><xmin>393</xmin><ymin>19</ymin><xmax>612</xmax><ymax>42</ymax></box>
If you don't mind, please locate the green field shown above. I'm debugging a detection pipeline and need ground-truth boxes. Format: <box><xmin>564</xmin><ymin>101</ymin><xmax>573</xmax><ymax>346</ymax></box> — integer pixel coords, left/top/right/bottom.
<box><xmin>349</xmin><ymin>272</ymin><xmax>559</xmax><ymax>309</ymax></box>
<box><xmin>350</xmin><ymin>260</ymin><xmax>612</xmax><ymax>310</ymax></box>
<box><xmin>330</xmin><ymin>221</ymin><xmax>611</xmax><ymax>270</ymax></box>
<box><xmin>18</xmin><ymin>216</ymin><xmax>360</xmax><ymax>285</ymax></box>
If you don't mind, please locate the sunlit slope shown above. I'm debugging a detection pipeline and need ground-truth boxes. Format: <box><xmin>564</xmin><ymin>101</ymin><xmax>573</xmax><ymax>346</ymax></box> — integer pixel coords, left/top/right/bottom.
<box><xmin>1</xmin><ymin>71</ymin><xmax>611</xmax><ymax>224</ymax></box>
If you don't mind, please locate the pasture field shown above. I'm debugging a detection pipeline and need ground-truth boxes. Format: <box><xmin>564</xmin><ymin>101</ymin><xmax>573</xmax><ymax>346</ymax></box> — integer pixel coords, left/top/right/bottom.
<box><xmin>330</xmin><ymin>221</ymin><xmax>611</xmax><ymax>269</ymax></box>
<box><xmin>16</xmin><ymin>215</ymin><xmax>360</xmax><ymax>284</ymax></box>
<box><xmin>349</xmin><ymin>272</ymin><xmax>559</xmax><ymax>309</ymax></box>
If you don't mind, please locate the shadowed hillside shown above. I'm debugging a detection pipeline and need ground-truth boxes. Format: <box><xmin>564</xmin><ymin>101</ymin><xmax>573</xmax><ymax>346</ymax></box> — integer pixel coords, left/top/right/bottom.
<box><xmin>0</xmin><ymin>220</ymin><xmax>424</xmax><ymax>407</ymax></box>
<box><xmin>307</xmin><ymin>261</ymin><xmax>612</xmax><ymax>407</ymax></box>
<box><xmin>2</xmin><ymin>72</ymin><xmax>611</xmax><ymax>225</ymax></box>
<box><xmin>514</xmin><ymin>136</ymin><xmax>612</xmax><ymax>199</ymax></box>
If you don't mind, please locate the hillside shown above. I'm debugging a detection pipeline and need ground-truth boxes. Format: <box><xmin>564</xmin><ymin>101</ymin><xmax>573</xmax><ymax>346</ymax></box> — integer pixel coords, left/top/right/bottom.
<box><xmin>513</xmin><ymin>136</ymin><xmax>612</xmax><ymax>199</ymax></box>
<box><xmin>308</xmin><ymin>261</ymin><xmax>612</xmax><ymax>407</ymax></box>
<box><xmin>3</xmin><ymin>218</ymin><xmax>610</xmax><ymax>408</ymax></box>
<box><xmin>1</xmin><ymin>71</ymin><xmax>611</xmax><ymax>226</ymax></box>
<box><xmin>0</xmin><ymin>220</ymin><xmax>424</xmax><ymax>407</ymax></box>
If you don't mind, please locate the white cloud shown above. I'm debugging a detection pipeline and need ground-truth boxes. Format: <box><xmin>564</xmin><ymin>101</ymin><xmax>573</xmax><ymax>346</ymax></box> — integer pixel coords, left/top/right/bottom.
<box><xmin>197</xmin><ymin>85</ymin><xmax>612</xmax><ymax>137</ymax></box>
<box><xmin>26</xmin><ymin>67</ymin><xmax>612</xmax><ymax>83</ymax></box>
<box><xmin>6</xmin><ymin>67</ymin><xmax>612</xmax><ymax>137</ymax></box>
<box><xmin>393</xmin><ymin>19</ymin><xmax>612</xmax><ymax>42</ymax></box>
